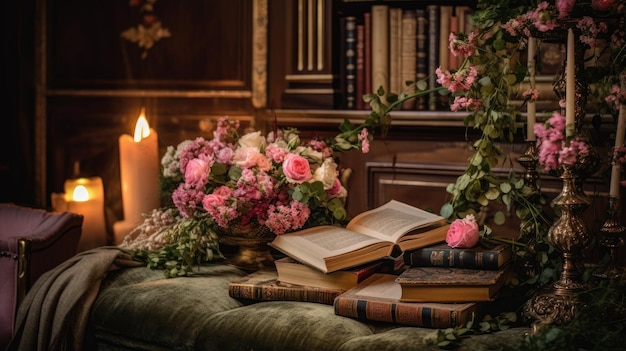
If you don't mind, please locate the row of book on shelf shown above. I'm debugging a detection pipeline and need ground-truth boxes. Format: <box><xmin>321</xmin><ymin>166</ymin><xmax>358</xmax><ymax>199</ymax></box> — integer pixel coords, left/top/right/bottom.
<box><xmin>228</xmin><ymin>200</ymin><xmax>514</xmax><ymax>328</ymax></box>
<box><xmin>340</xmin><ymin>4</ymin><xmax>474</xmax><ymax>111</ymax></box>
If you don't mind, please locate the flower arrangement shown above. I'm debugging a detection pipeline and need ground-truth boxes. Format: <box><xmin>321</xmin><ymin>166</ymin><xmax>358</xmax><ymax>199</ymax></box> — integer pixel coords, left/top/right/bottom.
<box><xmin>163</xmin><ymin>117</ymin><xmax>351</xmax><ymax>235</ymax></box>
<box><xmin>123</xmin><ymin>116</ymin><xmax>377</xmax><ymax>277</ymax></box>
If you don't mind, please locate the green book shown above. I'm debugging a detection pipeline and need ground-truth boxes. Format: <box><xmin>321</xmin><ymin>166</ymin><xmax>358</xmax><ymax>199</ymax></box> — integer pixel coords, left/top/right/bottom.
<box><xmin>403</xmin><ymin>243</ymin><xmax>512</xmax><ymax>270</ymax></box>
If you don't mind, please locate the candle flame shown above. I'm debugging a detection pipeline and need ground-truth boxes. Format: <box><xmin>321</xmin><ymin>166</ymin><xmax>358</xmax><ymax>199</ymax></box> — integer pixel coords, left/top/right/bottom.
<box><xmin>72</xmin><ymin>185</ymin><xmax>90</xmax><ymax>202</ymax></box>
<box><xmin>133</xmin><ymin>108</ymin><xmax>151</xmax><ymax>142</ymax></box>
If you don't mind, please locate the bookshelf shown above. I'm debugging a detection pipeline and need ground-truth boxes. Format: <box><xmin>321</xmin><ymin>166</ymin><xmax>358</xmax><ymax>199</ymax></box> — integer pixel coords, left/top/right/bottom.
<box><xmin>267</xmin><ymin>0</ymin><xmax>477</xmax><ymax>114</ymax></box>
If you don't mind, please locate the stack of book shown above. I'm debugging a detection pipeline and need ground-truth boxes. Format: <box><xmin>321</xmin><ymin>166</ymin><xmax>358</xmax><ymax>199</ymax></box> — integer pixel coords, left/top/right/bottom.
<box><xmin>397</xmin><ymin>242</ymin><xmax>513</xmax><ymax>302</ymax></box>
<box><xmin>332</xmin><ymin>242</ymin><xmax>513</xmax><ymax>328</ymax></box>
<box><xmin>230</xmin><ymin>200</ymin><xmax>513</xmax><ymax>329</ymax></box>
<box><xmin>229</xmin><ymin>200</ymin><xmax>448</xmax><ymax>306</ymax></box>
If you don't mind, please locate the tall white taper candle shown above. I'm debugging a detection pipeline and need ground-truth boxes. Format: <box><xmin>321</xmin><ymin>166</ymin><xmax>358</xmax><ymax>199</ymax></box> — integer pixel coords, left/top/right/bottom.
<box><xmin>610</xmin><ymin>89</ymin><xmax>626</xmax><ymax>198</ymax></box>
<box><xmin>565</xmin><ymin>28</ymin><xmax>576</xmax><ymax>138</ymax></box>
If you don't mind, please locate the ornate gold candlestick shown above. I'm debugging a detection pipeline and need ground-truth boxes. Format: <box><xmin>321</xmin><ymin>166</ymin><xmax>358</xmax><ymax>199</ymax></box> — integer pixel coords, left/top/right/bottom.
<box><xmin>593</xmin><ymin>196</ymin><xmax>625</xmax><ymax>279</ymax></box>
<box><xmin>523</xmin><ymin>165</ymin><xmax>592</xmax><ymax>328</ymax></box>
<box><xmin>516</xmin><ymin>141</ymin><xmax>540</xmax><ymax>192</ymax></box>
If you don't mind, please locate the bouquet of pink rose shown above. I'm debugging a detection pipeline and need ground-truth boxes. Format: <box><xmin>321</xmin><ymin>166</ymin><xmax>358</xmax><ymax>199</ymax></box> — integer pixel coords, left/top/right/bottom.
<box><xmin>162</xmin><ymin>117</ymin><xmax>351</xmax><ymax>235</ymax></box>
<box><xmin>123</xmin><ymin>116</ymin><xmax>372</xmax><ymax>277</ymax></box>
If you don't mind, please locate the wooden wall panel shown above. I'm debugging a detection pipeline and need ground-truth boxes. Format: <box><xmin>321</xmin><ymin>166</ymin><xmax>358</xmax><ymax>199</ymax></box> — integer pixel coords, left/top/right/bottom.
<box><xmin>46</xmin><ymin>0</ymin><xmax>252</xmax><ymax>90</ymax></box>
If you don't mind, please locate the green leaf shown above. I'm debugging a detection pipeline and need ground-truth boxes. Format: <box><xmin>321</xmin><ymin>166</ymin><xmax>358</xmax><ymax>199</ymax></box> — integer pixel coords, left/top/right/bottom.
<box><xmin>485</xmin><ymin>187</ymin><xmax>500</xmax><ymax>200</ymax></box>
<box><xmin>493</xmin><ymin>211</ymin><xmax>506</xmax><ymax>225</ymax></box>
<box><xmin>440</xmin><ymin>203</ymin><xmax>454</xmax><ymax>218</ymax></box>
<box><xmin>416</xmin><ymin>80</ymin><xmax>428</xmax><ymax>91</ymax></box>
<box><xmin>499</xmin><ymin>182</ymin><xmax>512</xmax><ymax>194</ymax></box>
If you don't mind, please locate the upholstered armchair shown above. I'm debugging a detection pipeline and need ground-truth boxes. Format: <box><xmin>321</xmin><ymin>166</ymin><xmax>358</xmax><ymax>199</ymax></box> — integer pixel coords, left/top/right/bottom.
<box><xmin>0</xmin><ymin>203</ymin><xmax>83</xmax><ymax>350</ymax></box>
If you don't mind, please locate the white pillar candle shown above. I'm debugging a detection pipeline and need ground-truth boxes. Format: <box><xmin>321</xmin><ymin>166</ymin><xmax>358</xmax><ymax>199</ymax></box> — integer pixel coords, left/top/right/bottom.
<box><xmin>565</xmin><ymin>28</ymin><xmax>576</xmax><ymax>137</ymax></box>
<box><xmin>610</xmin><ymin>94</ymin><xmax>626</xmax><ymax>198</ymax></box>
<box><xmin>113</xmin><ymin>108</ymin><xmax>160</xmax><ymax>244</ymax></box>
<box><xmin>52</xmin><ymin>177</ymin><xmax>108</xmax><ymax>251</ymax></box>
<box><xmin>527</xmin><ymin>37</ymin><xmax>537</xmax><ymax>141</ymax></box>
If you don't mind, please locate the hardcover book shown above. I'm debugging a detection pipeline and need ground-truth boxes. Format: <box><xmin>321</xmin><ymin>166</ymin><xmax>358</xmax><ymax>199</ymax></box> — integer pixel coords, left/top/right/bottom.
<box><xmin>400</xmin><ymin>10</ymin><xmax>417</xmax><ymax>110</ymax></box>
<box><xmin>371</xmin><ymin>5</ymin><xmax>389</xmax><ymax>102</ymax></box>
<box><xmin>269</xmin><ymin>200</ymin><xmax>448</xmax><ymax>273</ymax></box>
<box><xmin>415</xmin><ymin>9</ymin><xmax>428</xmax><ymax>110</ymax></box>
<box><xmin>426</xmin><ymin>4</ymin><xmax>440</xmax><ymax>111</ymax></box>
<box><xmin>355</xmin><ymin>23</ymin><xmax>365</xmax><ymax>110</ymax></box>
<box><xmin>228</xmin><ymin>269</ymin><xmax>345</xmax><ymax>305</ymax></box>
<box><xmin>395</xmin><ymin>266</ymin><xmax>510</xmax><ymax>303</ymax></box>
<box><xmin>363</xmin><ymin>12</ymin><xmax>372</xmax><ymax>103</ymax></box>
<box><xmin>334</xmin><ymin>274</ymin><xmax>478</xmax><ymax>328</ymax></box>
<box><xmin>343</xmin><ymin>16</ymin><xmax>357</xmax><ymax>109</ymax></box>
<box><xmin>389</xmin><ymin>7</ymin><xmax>402</xmax><ymax>99</ymax></box>
<box><xmin>275</xmin><ymin>256</ymin><xmax>402</xmax><ymax>291</ymax></box>
<box><xmin>403</xmin><ymin>243</ymin><xmax>512</xmax><ymax>270</ymax></box>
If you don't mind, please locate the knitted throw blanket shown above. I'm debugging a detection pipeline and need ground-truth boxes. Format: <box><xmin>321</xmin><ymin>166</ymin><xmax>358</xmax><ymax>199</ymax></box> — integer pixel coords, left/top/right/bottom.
<box><xmin>7</xmin><ymin>246</ymin><xmax>144</xmax><ymax>351</ymax></box>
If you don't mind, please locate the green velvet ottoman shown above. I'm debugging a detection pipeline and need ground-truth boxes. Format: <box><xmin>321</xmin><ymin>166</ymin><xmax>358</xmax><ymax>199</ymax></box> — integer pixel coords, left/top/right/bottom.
<box><xmin>89</xmin><ymin>264</ymin><xmax>530</xmax><ymax>351</ymax></box>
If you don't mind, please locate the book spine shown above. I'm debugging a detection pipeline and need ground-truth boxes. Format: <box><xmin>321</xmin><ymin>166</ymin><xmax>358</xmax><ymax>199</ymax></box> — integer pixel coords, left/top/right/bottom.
<box><xmin>400</xmin><ymin>10</ymin><xmax>417</xmax><ymax>110</ymax></box>
<box><xmin>415</xmin><ymin>9</ymin><xmax>427</xmax><ymax>110</ymax></box>
<box><xmin>363</xmin><ymin>12</ymin><xmax>372</xmax><ymax>99</ymax></box>
<box><xmin>438</xmin><ymin>6</ymin><xmax>452</xmax><ymax>72</ymax></box>
<box><xmin>389</xmin><ymin>8</ymin><xmax>402</xmax><ymax>98</ymax></box>
<box><xmin>371</xmin><ymin>5</ymin><xmax>389</xmax><ymax>100</ymax></box>
<box><xmin>448</xmin><ymin>10</ymin><xmax>459</xmax><ymax>70</ymax></box>
<box><xmin>404</xmin><ymin>248</ymin><xmax>503</xmax><ymax>270</ymax></box>
<box><xmin>356</xmin><ymin>23</ymin><xmax>365</xmax><ymax>110</ymax></box>
<box><xmin>426</xmin><ymin>5</ymin><xmax>439</xmax><ymax>111</ymax></box>
<box><xmin>351</xmin><ymin>260</ymin><xmax>390</xmax><ymax>282</ymax></box>
<box><xmin>344</xmin><ymin>16</ymin><xmax>357</xmax><ymax>110</ymax></box>
<box><xmin>228</xmin><ymin>284</ymin><xmax>256</xmax><ymax>300</ymax></box>
<box><xmin>230</xmin><ymin>283</ymin><xmax>343</xmax><ymax>305</ymax></box>
<box><xmin>334</xmin><ymin>297</ymin><xmax>470</xmax><ymax>328</ymax></box>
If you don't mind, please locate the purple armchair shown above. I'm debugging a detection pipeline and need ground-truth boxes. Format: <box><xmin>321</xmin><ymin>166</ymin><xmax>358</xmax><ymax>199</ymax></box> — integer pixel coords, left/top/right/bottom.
<box><xmin>0</xmin><ymin>203</ymin><xmax>83</xmax><ymax>350</ymax></box>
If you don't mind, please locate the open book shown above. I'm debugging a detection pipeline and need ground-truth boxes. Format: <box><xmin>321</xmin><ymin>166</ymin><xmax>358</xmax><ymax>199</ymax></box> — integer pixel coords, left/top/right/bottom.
<box><xmin>269</xmin><ymin>200</ymin><xmax>449</xmax><ymax>273</ymax></box>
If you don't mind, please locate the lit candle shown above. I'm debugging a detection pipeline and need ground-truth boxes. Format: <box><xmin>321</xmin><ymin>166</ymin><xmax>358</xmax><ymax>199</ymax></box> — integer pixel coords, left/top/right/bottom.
<box><xmin>52</xmin><ymin>177</ymin><xmax>107</xmax><ymax>251</ymax></box>
<box><xmin>113</xmin><ymin>108</ymin><xmax>160</xmax><ymax>244</ymax></box>
<box><xmin>565</xmin><ymin>28</ymin><xmax>575</xmax><ymax>137</ymax></box>
<box><xmin>610</xmin><ymin>91</ymin><xmax>626</xmax><ymax>198</ymax></box>
<box><xmin>527</xmin><ymin>37</ymin><xmax>537</xmax><ymax>141</ymax></box>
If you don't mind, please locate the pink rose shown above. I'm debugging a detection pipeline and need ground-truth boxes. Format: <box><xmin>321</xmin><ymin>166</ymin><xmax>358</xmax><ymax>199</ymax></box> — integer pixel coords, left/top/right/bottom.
<box><xmin>282</xmin><ymin>153</ymin><xmax>312</xmax><ymax>183</ymax></box>
<box><xmin>592</xmin><ymin>0</ymin><xmax>616</xmax><ymax>11</ymax></box>
<box><xmin>184</xmin><ymin>158</ymin><xmax>210</xmax><ymax>186</ymax></box>
<box><xmin>556</xmin><ymin>0</ymin><xmax>576</xmax><ymax>18</ymax></box>
<box><xmin>446</xmin><ymin>214</ymin><xmax>479</xmax><ymax>248</ymax></box>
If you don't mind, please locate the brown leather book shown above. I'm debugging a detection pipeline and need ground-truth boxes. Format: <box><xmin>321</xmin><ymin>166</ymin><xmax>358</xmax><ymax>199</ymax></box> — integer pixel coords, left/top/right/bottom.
<box><xmin>228</xmin><ymin>269</ymin><xmax>345</xmax><ymax>305</ymax></box>
<box><xmin>395</xmin><ymin>266</ymin><xmax>510</xmax><ymax>302</ymax></box>
<box><xmin>334</xmin><ymin>273</ymin><xmax>479</xmax><ymax>328</ymax></box>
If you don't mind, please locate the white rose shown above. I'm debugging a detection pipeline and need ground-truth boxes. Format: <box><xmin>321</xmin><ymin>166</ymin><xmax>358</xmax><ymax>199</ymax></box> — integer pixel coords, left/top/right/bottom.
<box><xmin>238</xmin><ymin>131</ymin><xmax>266</xmax><ymax>149</ymax></box>
<box><xmin>296</xmin><ymin>146</ymin><xmax>324</xmax><ymax>164</ymax></box>
<box><xmin>313</xmin><ymin>158</ymin><xmax>339</xmax><ymax>190</ymax></box>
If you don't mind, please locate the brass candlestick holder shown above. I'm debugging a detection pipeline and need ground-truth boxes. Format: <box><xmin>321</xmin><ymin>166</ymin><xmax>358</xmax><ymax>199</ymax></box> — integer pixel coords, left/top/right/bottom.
<box><xmin>593</xmin><ymin>196</ymin><xmax>625</xmax><ymax>279</ymax></box>
<box><xmin>523</xmin><ymin>165</ymin><xmax>592</xmax><ymax>329</ymax></box>
<box><xmin>516</xmin><ymin>141</ymin><xmax>540</xmax><ymax>192</ymax></box>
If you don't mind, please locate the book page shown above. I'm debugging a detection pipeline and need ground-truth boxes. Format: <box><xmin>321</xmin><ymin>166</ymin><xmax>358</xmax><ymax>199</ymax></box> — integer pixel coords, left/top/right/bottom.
<box><xmin>347</xmin><ymin>200</ymin><xmax>444</xmax><ymax>242</ymax></box>
<box><xmin>269</xmin><ymin>226</ymin><xmax>384</xmax><ymax>272</ymax></box>
<box><xmin>354</xmin><ymin>275</ymin><xmax>402</xmax><ymax>300</ymax></box>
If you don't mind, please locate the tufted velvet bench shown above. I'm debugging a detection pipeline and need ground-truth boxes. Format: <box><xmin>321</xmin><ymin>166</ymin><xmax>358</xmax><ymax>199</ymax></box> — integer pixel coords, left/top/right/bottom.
<box><xmin>88</xmin><ymin>263</ymin><xmax>531</xmax><ymax>351</ymax></box>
